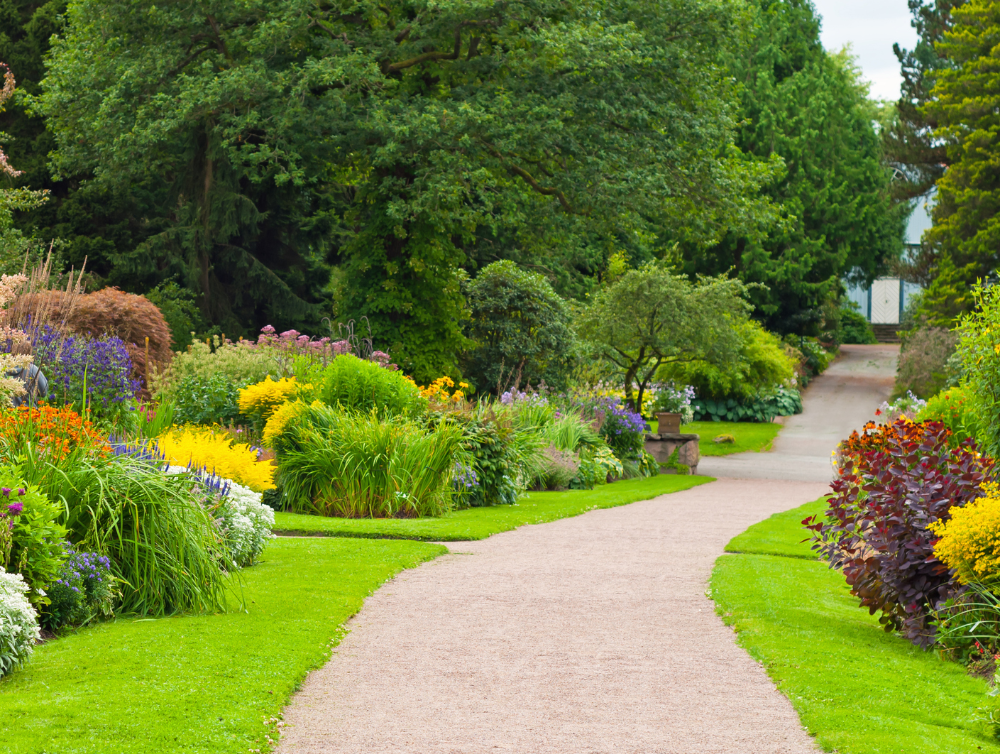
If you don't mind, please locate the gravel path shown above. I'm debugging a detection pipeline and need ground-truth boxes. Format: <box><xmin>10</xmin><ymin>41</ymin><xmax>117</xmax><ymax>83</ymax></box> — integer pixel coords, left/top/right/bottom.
<box><xmin>276</xmin><ymin>344</ymin><xmax>898</xmax><ymax>754</ymax></box>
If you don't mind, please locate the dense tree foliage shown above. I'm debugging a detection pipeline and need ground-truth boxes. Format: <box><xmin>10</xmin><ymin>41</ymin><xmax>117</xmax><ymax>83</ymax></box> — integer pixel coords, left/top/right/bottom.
<box><xmin>919</xmin><ymin>0</ymin><xmax>1000</xmax><ymax>322</ymax></box>
<box><xmin>576</xmin><ymin>264</ymin><xmax>752</xmax><ymax>411</ymax></box>
<box><xmin>682</xmin><ymin>0</ymin><xmax>905</xmax><ymax>336</ymax></box>
<box><xmin>0</xmin><ymin>0</ymin><xmax>909</xmax><ymax>380</ymax></box>
<box><xmin>33</xmin><ymin>0</ymin><xmax>778</xmax><ymax>379</ymax></box>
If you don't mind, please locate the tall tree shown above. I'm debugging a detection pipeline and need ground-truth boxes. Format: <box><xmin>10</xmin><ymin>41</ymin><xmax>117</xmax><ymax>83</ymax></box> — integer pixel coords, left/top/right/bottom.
<box><xmin>683</xmin><ymin>0</ymin><xmax>906</xmax><ymax>335</ymax></box>
<box><xmin>885</xmin><ymin>0</ymin><xmax>964</xmax><ymax>204</ymax></box>
<box><xmin>38</xmin><ymin>0</ymin><xmax>776</xmax><ymax>379</ymax></box>
<box><xmin>920</xmin><ymin>0</ymin><xmax>1000</xmax><ymax>322</ymax></box>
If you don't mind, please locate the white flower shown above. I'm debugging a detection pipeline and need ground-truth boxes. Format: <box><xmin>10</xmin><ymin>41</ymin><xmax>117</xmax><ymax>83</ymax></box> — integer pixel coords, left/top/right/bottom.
<box><xmin>0</xmin><ymin>569</ymin><xmax>40</xmax><ymax>677</ymax></box>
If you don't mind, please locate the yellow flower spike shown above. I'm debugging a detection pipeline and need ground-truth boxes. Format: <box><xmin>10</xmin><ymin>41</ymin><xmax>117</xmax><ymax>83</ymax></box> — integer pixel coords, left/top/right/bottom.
<box><xmin>157</xmin><ymin>425</ymin><xmax>274</xmax><ymax>492</ymax></box>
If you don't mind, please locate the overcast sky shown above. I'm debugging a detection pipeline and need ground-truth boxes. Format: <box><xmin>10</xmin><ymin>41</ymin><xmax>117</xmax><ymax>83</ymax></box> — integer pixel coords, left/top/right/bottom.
<box><xmin>811</xmin><ymin>0</ymin><xmax>919</xmax><ymax>101</ymax></box>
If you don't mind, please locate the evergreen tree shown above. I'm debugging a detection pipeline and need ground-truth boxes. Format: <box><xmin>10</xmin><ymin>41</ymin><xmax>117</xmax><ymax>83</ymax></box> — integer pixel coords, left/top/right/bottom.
<box><xmin>684</xmin><ymin>0</ymin><xmax>906</xmax><ymax>335</ymax></box>
<box><xmin>885</xmin><ymin>1</ymin><xmax>964</xmax><ymax>204</ymax></box>
<box><xmin>920</xmin><ymin>0</ymin><xmax>1000</xmax><ymax>322</ymax></box>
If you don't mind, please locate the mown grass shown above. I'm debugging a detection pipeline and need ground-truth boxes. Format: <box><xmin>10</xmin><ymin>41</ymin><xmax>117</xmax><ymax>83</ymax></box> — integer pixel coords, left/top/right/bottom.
<box><xmin>0</xmin><ymin>538</ymin><xmax>445</xmax><ymax>754</ymax></box>
<box><xmin>273</xmin><ymin>473</ymin><xmax>711</xmax><ymax>540</ymax></box>
<box><xmin>649</xmin><ymin>419</ymin><xmax>781</xmax><ymax>456</ymax></box>
<box><xmin>712</xmin><ymin>498</ymin><xmax>1000</xmax><ymax>754</ymax></box>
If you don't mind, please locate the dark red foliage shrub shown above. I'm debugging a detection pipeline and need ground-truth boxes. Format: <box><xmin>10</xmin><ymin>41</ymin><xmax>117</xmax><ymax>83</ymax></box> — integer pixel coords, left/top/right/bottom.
<box><xmin>19</xmin><ymin>287</ymin><xmax>173</xmax><ymax>394</ymax></box>
<box><xmin>805</xmin><ymin>419</ymin><xmax>995</xmax><ymax>647</ymax></box>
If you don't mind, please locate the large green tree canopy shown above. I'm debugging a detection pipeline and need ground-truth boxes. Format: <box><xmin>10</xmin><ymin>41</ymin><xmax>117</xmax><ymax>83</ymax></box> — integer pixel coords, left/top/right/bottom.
<box><xmin>36</xmin><ymin>0</ymin><xmax>776</xmax><ymax>379</ymax></box>
<box><xmin>683</xmin><ymin>0</ymin><xmax>906</xmax><ymax>335</ymax></box>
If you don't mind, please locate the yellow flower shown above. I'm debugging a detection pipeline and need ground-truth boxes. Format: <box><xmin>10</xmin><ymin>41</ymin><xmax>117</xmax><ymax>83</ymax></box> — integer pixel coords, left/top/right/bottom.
<box><xmin>931</xmin><ymin>483</ymin><xmax>1000</xmax><ymax>583</ymax></box>
<box><xmin>155</xmin><ymin>425</ymin><xmax>275</xmax><ymax>492</ymax></box>
<box><xmin>238</xmin><ymin>377</ymin><xmax>305</xmax><ymax>423</ymax></box>
<box><xmin>263</xmin><ymin>400</ymin><xmax>307</xmax><ymax>447</ymax></box>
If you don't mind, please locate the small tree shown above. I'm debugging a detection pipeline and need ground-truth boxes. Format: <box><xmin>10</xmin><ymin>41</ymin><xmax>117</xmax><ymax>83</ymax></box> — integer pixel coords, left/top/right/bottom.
<box><xmin>462</xmin><ymin>261</ymin><xmax>574</xmax><ymax>393</ymax></box>
<box><xmin>577</xmin><ymin>264</ymin><xmax>751</xmax><ymax>410</ymax></box>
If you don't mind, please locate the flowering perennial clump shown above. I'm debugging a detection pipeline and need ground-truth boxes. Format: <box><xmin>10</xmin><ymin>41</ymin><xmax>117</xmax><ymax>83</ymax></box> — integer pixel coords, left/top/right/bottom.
<box><xmin>238</xmin><ymin>376</ymin><xmax>308</xmax><ymax>425</ymax></box>
<box><xmin>262</xmin><ymin>399</ymin><xmax>308</xmax><ymax>447</ymax></box>
<box><xmin>0</xmin><ymin>487</ymin><xmax>26</xmax><ymax>567</ymax></box>
<box><xmin>0</xmin><ymin>405</ymin><xmax>109</xmax><ymax>461</ymax></box>
<box><xmin>32</xmin><ymin>326</ymin><xmax>140</xmax><ymax>416</ymax></box>
<box><xmin>44</xmin><ymin>546</ymin><xmax>116</xmax><ymax>630</ymax></box>
<box><xmin>418</xmin><ymin>376</ymin><xmax>469</xmax><ymax>403</ymax></box>
<box><xmin>157</xmin><ymin>426</ymin><xmax>275</xmax><ymax>491</ymax></box>
<box><xmin>0</xmin><ymin>568</ymin><xmax>39</xmax><ymax>677</ymax></box>
<box><xmin>0</xmin><ymin>272</ymin><xmax>33</xmax><ymax>407</ymax></box>
<box><xmin>931</xmin><ymin>483</ymin><xmax>1000</xmax><ymax>585</ymax></box>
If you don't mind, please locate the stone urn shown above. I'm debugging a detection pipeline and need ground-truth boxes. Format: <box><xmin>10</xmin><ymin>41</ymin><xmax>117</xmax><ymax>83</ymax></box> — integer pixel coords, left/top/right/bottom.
<box><xmin>656</xmin><ymin>412</ymin><xmax>682</xmax><ymax>434</ymax></box>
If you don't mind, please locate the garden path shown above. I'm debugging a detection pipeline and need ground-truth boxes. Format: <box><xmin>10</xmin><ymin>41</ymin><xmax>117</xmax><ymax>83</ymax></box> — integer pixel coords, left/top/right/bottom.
<box><xmin>276</xmin><ymin>344</ymin><xmax>897</xmax><ymax>754</ymax></box>
<box><xmin>698</xmin><ymin>344</ymin><xmax>899</xmax><ymax>482</ymax></box>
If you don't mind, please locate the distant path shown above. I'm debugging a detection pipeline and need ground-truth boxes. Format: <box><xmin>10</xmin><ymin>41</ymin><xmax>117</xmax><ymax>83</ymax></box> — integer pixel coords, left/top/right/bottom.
<box><xmin>276</xmin><ymin>344</ymin><xmax>898</xmax><ymax>754</ymax></box>
<box><xmin>698</xmin><ymin>344</ymin><xmax>899</xmax><ymax>482</ymax></box>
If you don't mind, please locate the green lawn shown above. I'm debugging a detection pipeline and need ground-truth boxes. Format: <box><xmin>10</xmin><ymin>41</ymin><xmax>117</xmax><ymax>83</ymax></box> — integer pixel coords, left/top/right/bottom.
<box><xmin>274</xmin><ymin>473</ymin><xmax>712</xmax><ymax>540</ymax></box>
<box><xmin>0</xmin><ymin>538</ymin><xmax>445</xmax><ymax>754</ymax></box>
<box><xmin>649</xmin><ymin>419</ymin><xmax>781</xmax><ymax>456</ymax></box>
<box><xmin>712</xmin><ymin>498</ymin><xmax>1000</xmax><ymax>753</ymax></box>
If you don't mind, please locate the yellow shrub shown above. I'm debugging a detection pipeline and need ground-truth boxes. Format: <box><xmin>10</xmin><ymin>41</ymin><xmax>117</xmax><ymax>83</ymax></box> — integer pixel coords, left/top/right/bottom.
<box><xmin>930</xmin><ymin>483</ymin><xmax>1000</xmax><ymax>583</ymax></box>
<box><xmin>238</xmin><ymin>376</ymin><xmax>309</xmax><ymax>424</ymax></box>
<box><xmin>156</xmin><ymin>425</ymin><xmax>275</xmax><ymax>491</ymax></box>
<box><xmin>262</xmin><ymin>399</ymin><xmax>309</xmax><ymax>447</ymax></box>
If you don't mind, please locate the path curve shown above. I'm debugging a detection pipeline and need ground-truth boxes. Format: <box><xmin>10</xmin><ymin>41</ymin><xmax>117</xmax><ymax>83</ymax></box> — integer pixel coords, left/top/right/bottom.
<box><xmin>277</xmin><ymin>344</ymin><xmax>898</xmax><ymax>754</ymax></box>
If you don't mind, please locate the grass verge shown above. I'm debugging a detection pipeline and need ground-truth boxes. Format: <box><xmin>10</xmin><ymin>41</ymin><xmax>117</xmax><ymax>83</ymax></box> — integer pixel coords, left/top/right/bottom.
<box><xmin>274</xmin><ymin>473</ymin><xmax>712</xmax><ymax>541</ymax></box>
<box><xmin>0</xmin><ymin>538</ymin><xmax>445</xmax><ymax>754</ymax></box>
<box><xmin>649</xmin><ymin>419</ymin><xmax>781</xmax><ymax>456</ymax></box>
<box><xmin>712</xmin><ymin>498</ymin><xmax>1000</xmax><ymax>753</ymax></box>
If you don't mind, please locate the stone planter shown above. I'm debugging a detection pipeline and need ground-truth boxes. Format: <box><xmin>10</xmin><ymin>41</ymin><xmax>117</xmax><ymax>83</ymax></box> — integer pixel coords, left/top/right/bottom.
<box><xmin>656</xmin><ymin>412</ymin><xmax>682</xmax><ymax>434</ymax></box>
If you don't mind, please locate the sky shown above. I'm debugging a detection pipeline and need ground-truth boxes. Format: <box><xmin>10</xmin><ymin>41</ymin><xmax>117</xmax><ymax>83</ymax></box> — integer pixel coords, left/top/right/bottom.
<box><xmin>811</xmin><ymin>0</ymin><xmax>919</xmax><ymax>101</ymax></box>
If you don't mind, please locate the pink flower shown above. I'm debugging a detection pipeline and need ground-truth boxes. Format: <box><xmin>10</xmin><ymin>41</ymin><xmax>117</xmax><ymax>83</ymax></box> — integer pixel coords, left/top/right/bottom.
<box><xmin>261</xmin><ymin>325</ymin><xmax>276</xmax><ymax>335</ymax></box>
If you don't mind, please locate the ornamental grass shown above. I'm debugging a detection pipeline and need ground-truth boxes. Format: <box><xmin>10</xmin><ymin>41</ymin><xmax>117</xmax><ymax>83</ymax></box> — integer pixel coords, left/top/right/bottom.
<box><xmin>275</xmin><ymin>403</ymin><xmax>462</xmax><ymax>518</ymax></box>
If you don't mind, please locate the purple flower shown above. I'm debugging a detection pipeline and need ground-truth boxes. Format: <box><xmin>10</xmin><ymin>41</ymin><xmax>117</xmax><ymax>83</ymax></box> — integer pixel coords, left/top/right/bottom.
<box><xmin>17</xmin><ymin>488</ymin><xmax>25</xmax><ymax>496</ymax></box>
<box><xmin>7</xmin><ymin>502</ymin><xmax>23</xmax><ymax>516</ymax></box>
<box><xmin>1</xmin><ymin>488</ymin><xmax>9</xmax><ymax>499</ymax></box>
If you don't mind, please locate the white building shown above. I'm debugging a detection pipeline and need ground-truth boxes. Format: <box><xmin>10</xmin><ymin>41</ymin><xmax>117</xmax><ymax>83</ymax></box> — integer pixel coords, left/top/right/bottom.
<box><xmin>845</xmin><ymin>191</ymin><xmax>933</xmax><ymax>325</ymax></box>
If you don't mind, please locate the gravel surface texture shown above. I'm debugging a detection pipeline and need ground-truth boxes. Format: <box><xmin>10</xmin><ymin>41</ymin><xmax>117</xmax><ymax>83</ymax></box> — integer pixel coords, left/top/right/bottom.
<box><xmin>276</xmin><ymin>479</ymin><xmax>826</xmax><ymax>754</ymax></box>
<box><xmin>277</xmin><ymin>344</ymin><xmax>898</xmax><ymax>753</ymax></box>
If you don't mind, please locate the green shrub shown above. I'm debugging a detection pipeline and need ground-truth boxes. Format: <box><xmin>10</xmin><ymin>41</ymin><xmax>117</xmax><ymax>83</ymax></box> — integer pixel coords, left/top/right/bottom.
<box><xmin>462</xmin><ymin>260</ymin><xmax>576</xmax><ymax>393</ymax></box>
<box><xmin>840</xmin><ymin>305</ymin><xmax>878</xmax><ymax>344</ymax></box>
<box><xmin>276</xmin><ymin>403</ymin><xmax>461</xmax><ymax>518</ymax></box>
<box><xmin>917</xmin><ymin>386</ymin><xmax>980</xmax><ymax>445</ymax></box>
<box><xmin>2</xmin><ymin>473</ymin><xmax>68</xmax><ymax>607</ymax></box>
<box><xmin>318</xmin><ymin>354</ymin><xmax>426</xmax><ymax>417</ymax></box>
<box><xmin>152</xmin><ymin>336</ymin><xmax>279</xmax><ymax>401</ymax></box>
<box><xmin>954</xmin><ymin>283</ymin><xmax>1000</xmax><ymax>456</ymax></box>
<box><xmin>571</xmin><ymin>444</ymin><xmax>622</xmax><ymax>488</ymax></box>
<box><xmin>144</xmin><ymin>281</ymin><xmax>205</xmax><ymax>352</ymax></box>
<box><xmin>894</xmin><ymin>325</ymin><xmax>958</xmax><ymax>399</ymax></box>
<box><xmin>661</xmin><ymin>319</ymin><xmax>794</xmax><ymax>401</ymax></box>
<box><xmin>784</xmin><ymin>334</ymin><xmax>833</xmax><ymax>380</ymax></box>
<box><xmin>172</xmin><ymin>373</ymin><xmax>246</xmax><ymax>426</ymax></box>
<box><xmin>452</xmin><ymin>415</ymin><xmax>522</xmax><ymax>507</ymax></box>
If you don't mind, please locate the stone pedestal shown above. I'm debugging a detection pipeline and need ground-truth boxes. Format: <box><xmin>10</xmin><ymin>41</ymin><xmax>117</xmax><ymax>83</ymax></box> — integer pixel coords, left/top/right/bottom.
<box><xmin>644</xmin><ymin>433</ymin><xmax>700</xmax><ymax>475</ymax></box>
